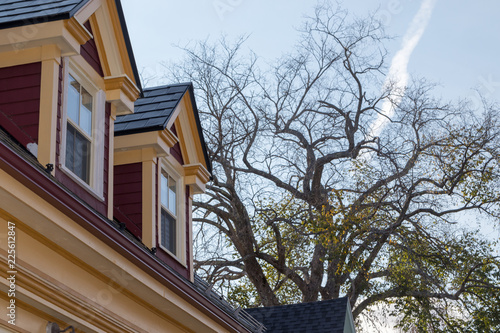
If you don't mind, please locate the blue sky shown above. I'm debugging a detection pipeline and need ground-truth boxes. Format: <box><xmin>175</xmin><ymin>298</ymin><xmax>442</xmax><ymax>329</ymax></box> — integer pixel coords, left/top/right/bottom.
<box><xmin>121</xmin><ymin>0</ymin><xmax>500</xmax><ymax>104</ymax></box>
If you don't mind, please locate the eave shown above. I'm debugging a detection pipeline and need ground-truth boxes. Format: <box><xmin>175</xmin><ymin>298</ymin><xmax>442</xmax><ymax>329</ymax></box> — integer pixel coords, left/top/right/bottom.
<box><xmin>0</xmin><ymin>136</ymin><xmax>250</xmax><ymax>333</ymax></box>
<box><xmin>0</xmin><ymin>0</ymin><xmax>91</xmax><ymax>30</ymax></box>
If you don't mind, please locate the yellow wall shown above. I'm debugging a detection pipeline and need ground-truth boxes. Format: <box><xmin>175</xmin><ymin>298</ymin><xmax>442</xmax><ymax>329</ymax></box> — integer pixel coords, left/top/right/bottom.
<box><xmin>0</xmin><ymin>169</ymin><xmax>230</xmax><ymax>333</ymax></box>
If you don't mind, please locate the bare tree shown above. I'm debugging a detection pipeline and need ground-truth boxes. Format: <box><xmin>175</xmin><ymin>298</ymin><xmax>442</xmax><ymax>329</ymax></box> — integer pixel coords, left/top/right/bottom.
<box><xmin>167</xmin><ymin>4</ymin><xmax>500</xmax><ymax>331</ymax></box>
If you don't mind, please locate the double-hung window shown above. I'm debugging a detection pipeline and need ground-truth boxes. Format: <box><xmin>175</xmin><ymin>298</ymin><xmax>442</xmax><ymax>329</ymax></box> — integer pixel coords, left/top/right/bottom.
<box><xmin>61</xmin><ymin>59</ymin><xmax>105</xmax><ymax>198</ymax></box>
<box><xmin>65</xmin><ymin>75</ymin><xmax>92</xmax><ymax>184</ymax></box>
<box><xmin>160</xmin><ymin>170</ymin><xmax>177</xmax><ymax>255</ymax></box>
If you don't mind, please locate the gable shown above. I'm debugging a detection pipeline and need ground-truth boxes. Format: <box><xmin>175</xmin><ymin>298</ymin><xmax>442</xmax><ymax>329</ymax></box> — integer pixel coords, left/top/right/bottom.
<box><xmin>76</xmin><ymin>0</ymin><xmax>140</xmax><ymax>88</ymax></box>
<box><xmin>81</xmin><ymin>20</ymin><xmax>104</xmax><ymax>76</ymax></box>
<box><xmin>0</xmin><ymin>0</ymin><xmax>141</xmax><ymax>114</ymax></box>
<box><xmin>115</xmin><ymin>83</ymin><xmax>212</xmax><ymax>176</ymax></box>
<box><xmin>75</xmin><ymin>0</ymin><xmax>141</xmax><ymax>113</ymax></box>
<box><xmin>168</xmin><ymin>90</ymin><xmax>211</xmax><ymax>174</ymax></box>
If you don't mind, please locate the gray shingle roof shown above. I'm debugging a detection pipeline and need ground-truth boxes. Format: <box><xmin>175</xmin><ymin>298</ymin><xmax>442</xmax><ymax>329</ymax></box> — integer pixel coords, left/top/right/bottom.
<box><xmin>0</xmin><ymin>0</ymin><xmax>142</xmax><ymax>94</ymax></box>
<box><xmin>245</xmin><ymin>298</ymin><xmax>350</xmax><ymax>333</ymax></box>
<box><xmin>114</xmin><ymin>82</ymin><xmax>212</xmax><ymax>174</ymax></box>
<box><xmin>0</xmin><ymin>0</ymin><xmax>90</xmax><ymax>29</ymax></box>
<box><xmin>115</xmin><ymin>83</ymin><xmax>191</xmax><ymax>135</ymax></box>
<box><xmin>193</xmin><ymin>276</ymin><xmax>266</xmax><ymax>333</ymax></box>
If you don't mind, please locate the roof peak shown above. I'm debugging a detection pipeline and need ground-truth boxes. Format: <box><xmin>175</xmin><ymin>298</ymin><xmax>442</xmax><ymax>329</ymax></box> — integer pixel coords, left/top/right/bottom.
<box><xmin>246</xmin><ymin>297</ymin><xmax>349</xmax><ymax>310</ymax></box>
<box><xmin>143</xmin><ymin>82</ymin><xmax>193</xmax><ymax>91</ymax></box>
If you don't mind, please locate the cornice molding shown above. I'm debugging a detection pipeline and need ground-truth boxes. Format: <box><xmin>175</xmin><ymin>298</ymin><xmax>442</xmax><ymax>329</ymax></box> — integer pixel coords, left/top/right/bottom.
<box><xmin>64</xmin><ymin>17</ymin><xmax>92</xmax><ymax>46</ymax></box>
<box><xmin>0</xmin><ymin>252</ymin><xmax>144</xmax><ymax>332</ymax></box>
<box><xmin>184</xmin><ymin>163</ymin><xmax>211</xmax><ymax>194</ymax></box>
<box><xmin>161</xmin><ymin>128</ymin><xmax>179</xmax><ymax>148</ymax></box>
<box><xmin>104</xmin><ymin>75</ymin><xmax>140</xmax><ymax>115</ymax></box>
<box><xmin>104</xmin><ymin>74</ymin><xmax>140</xmax><ymax>101</ymax></box>
<box><xmin>184</xmin><ymin>164</ymin><xmax>211</xmax><ymax>184</ymax></box>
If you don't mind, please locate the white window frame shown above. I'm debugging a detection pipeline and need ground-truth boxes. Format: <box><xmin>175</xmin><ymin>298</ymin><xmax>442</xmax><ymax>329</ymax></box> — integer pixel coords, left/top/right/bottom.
<box><xmin>60</xmin><ymin>57</ymin><xmax>105</xmax><ymax>200</ymax></box>
<box><xmin>159</xmin><ymin>161</ymin><xmax>186</xmax><ymax>264</ymax></box>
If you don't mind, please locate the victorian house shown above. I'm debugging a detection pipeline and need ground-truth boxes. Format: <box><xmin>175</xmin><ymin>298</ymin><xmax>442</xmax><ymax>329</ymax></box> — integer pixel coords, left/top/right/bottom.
<box><xmin>0</xmin><ymin>0</ymin><xmax>261</xmax><ymax>331</ymax></box>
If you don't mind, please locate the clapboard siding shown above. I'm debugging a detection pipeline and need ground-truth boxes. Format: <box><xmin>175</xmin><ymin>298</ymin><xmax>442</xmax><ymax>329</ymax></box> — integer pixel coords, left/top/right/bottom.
<box><xmin>170</xmin><ymin>124</ymin><xmax>184</xmax><ymax>165</ymax></box>
<box><xmin>185</xmin><ymin>185</ymin><xmax>191</xmax><ymax>275</ymax></box>
<box><xmin>0</xmin><ymin>62</ymin><xmax>41</xmax><ymax>146</ymax></box>
<box><xmin>114</xmin><ymin>163</ymin><xmax>143</xmax><ymax>239</ymax></box>
<box><xmin>81</xmin><ymin>20</ymin><xmax>104</xmax><ymax>77</ymax></box>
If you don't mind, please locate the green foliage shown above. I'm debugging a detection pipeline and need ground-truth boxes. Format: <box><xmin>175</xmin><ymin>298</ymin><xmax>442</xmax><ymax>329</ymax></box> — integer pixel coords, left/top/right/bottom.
<box><xmin>391</xmin><ymin>231</ymin><xmax>500</xmax><ymax>332</ymax></box>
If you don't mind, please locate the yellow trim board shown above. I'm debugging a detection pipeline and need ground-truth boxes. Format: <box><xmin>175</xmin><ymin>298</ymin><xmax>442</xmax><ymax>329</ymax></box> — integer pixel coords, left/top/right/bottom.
<box><xmin>0</xmin><ymin>20</ymin><xmax>89</xmax><ymax>56</ymax></box>
<box><xmin>167</xmin><ymin>92</ymin><xmax>209</xmax><ymax>170</ymax></box>
<box><xmin>0</xmin><ymin>171</ymin><xmax>229</xmax><ymax>332</ymax></box>
<box><xmin>114</xmin><ymin>131</ymin><xmax>172</xmax><ymax>157</ymax></box>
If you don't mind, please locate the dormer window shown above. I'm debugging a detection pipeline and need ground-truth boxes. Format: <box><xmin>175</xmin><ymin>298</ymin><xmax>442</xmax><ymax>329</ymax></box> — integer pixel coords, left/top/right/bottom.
<box><xmin>114</xmin><ymin>83</ymin><xmax>212</xmax><ymax>279</ymax></box>
<box><xmin>60</xmin><ymin>58</ymin><xmax>106</xmax><ymax>198</ymax></box>
<box><xmin>65</xmin><ymin>75</ymin><xmax>92</xmax><ymax>184</ymax></box>
<box><xmin>160</xmin><ymin>170</ymin><xmax>178</xmax><ymax>255</ymax></box>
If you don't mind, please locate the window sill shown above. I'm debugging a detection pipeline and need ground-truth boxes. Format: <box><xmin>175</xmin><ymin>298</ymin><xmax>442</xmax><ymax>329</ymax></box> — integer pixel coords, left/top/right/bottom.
<box><xmin>59</xmin><ymin>164</ymin><xmax>105</xmax><ymax>202</ymax></box>
<box><xmin>158</xmin><ymin>244</ymin><xmax>187</xmax><ymax>268</ymax></box>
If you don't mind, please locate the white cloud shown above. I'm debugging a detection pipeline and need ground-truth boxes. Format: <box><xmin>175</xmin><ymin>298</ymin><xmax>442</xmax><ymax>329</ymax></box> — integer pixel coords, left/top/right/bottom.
<box><xmin>370</xmin><ymin>0</ymin><xmax>438</xmax><ymax>138</ymax></box>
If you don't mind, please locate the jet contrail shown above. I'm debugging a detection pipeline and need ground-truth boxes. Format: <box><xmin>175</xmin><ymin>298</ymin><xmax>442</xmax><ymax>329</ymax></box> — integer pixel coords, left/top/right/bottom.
<box><xmin>370</xmin><ymin>0</ymin><xmax>438</xmax><ymax>138</ymax></box>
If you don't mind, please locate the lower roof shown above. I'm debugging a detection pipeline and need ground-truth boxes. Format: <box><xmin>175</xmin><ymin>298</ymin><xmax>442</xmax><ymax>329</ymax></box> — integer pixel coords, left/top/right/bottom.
<box><xmin>115</xmin><ymin>83</ymin><xmax>191</xmax><ymax>135</ymax></box>
<box><xmin>245</xmin><ymin>297</ymin><xmax>350</xmax><ymax>333</ymax></box>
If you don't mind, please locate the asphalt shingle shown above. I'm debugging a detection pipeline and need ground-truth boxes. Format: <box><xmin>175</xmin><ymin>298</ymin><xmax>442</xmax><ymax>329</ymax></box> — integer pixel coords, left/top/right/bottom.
<box><xmin>114</xmin><ymin>83</ymin><xmax>191</xmax><ymax>136</ymax></box>
<box><xmin>0</xmin><ymin>0</ymin><xmax>89</xmax><ymax>29</ymax></box>
<box><xmin>245</xmin><ymin>298</ymin><xmax>350</xmax><ymax>333</ymax></box>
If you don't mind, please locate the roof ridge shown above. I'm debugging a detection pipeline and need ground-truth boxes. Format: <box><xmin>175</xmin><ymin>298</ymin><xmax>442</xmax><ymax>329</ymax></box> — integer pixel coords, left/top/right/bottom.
<box><xmin>246</xmin><ymin>296</ymin><xmax>349</xmax><ymax>310</ymax></box>
<box><xmin>143</xmin><ymin>82</ymin><xmax>193</xmax><ymax>91</ymax></box>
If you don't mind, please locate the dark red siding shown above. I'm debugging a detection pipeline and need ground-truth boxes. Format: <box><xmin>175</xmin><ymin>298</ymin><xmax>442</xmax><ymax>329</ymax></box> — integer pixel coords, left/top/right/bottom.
<box><xmin>186</xmin><ymin>185</ymin><xmax>191</xmax><ymax>275</ymax></box>
<box><xmin>155</xmin><ymin>242</ymin><xmax>190</xmax><ymax>280</ymax></box>
<box><xmin>55</xmin><ymin>61</ymin><xmax>63</xmax><ymax>166</ymax></box>
<box><xmin>55</xmin><ymin>171</ymin><xmax>108</xmax><ymax>215</ymax></box>
<box><xmin>170</xmin><ymin>124</ymin><xmax>184</xmax><ymax>165</ymax></box>
<box><xmin>104</xmin><ymin>102</ymin><xmax>110</xmax><ymax>207</ymax></box>
<box><xmin>114</xmin><ymin>163</ymin><xmax>143</xmax><ymax>239</ymax></box>
<box><xmin>0</xmin><ymin>62</ymin><xmax>41</xmax><ymax>147</ymax></box>
<box><xmin>81</xmin><ymin>21</ymin><xmax>104</xmax><ymax>77</ymax></box>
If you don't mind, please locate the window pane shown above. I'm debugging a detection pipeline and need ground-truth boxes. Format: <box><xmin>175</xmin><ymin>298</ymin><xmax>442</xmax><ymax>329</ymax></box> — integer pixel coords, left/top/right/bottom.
<box><xmin>161</xmin><ymin>209</ymin><xmax>176</xmax><ymax>254</ymax></box>
<box><xmin>65</xmin><ymin>124</ymin><xmax>75</xmax><ymax>170</ymax></box>
<box><xmin>161</xmin><ymin>172</ymin><xmax>168</xmax><ymax>208</ymax></box>
<box><xmin>80</xmin><ymin>87</ymin><xmax>92</xmax><ymax>136</ymax></box>
<box><xmin>80</xmin><ymin>107</ymin><xmax>92</xmax><ymax>136</ymax></box>
<box><xmin>66</xmin><ymin>123</ymin><xmax>90</xmax><ymax>184</ymax></box>
<box><xmin>67</xmin><ymin>76</ymin><xmax>80</xmax><ymax>124</ymax></box>
<box><xmin>81</xmin><ymin>87</ymin><xmax>92</xmax><ymax>112</ymax></box>
<box><xmin>77</xmin><ymin>131</ymin><xmax>91</xmax><ymax>184</ymax></box>
<box><xmin>168</xmin><ymin>176</ymin><xmax>176</xmax><ymax>216</ymax></box>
